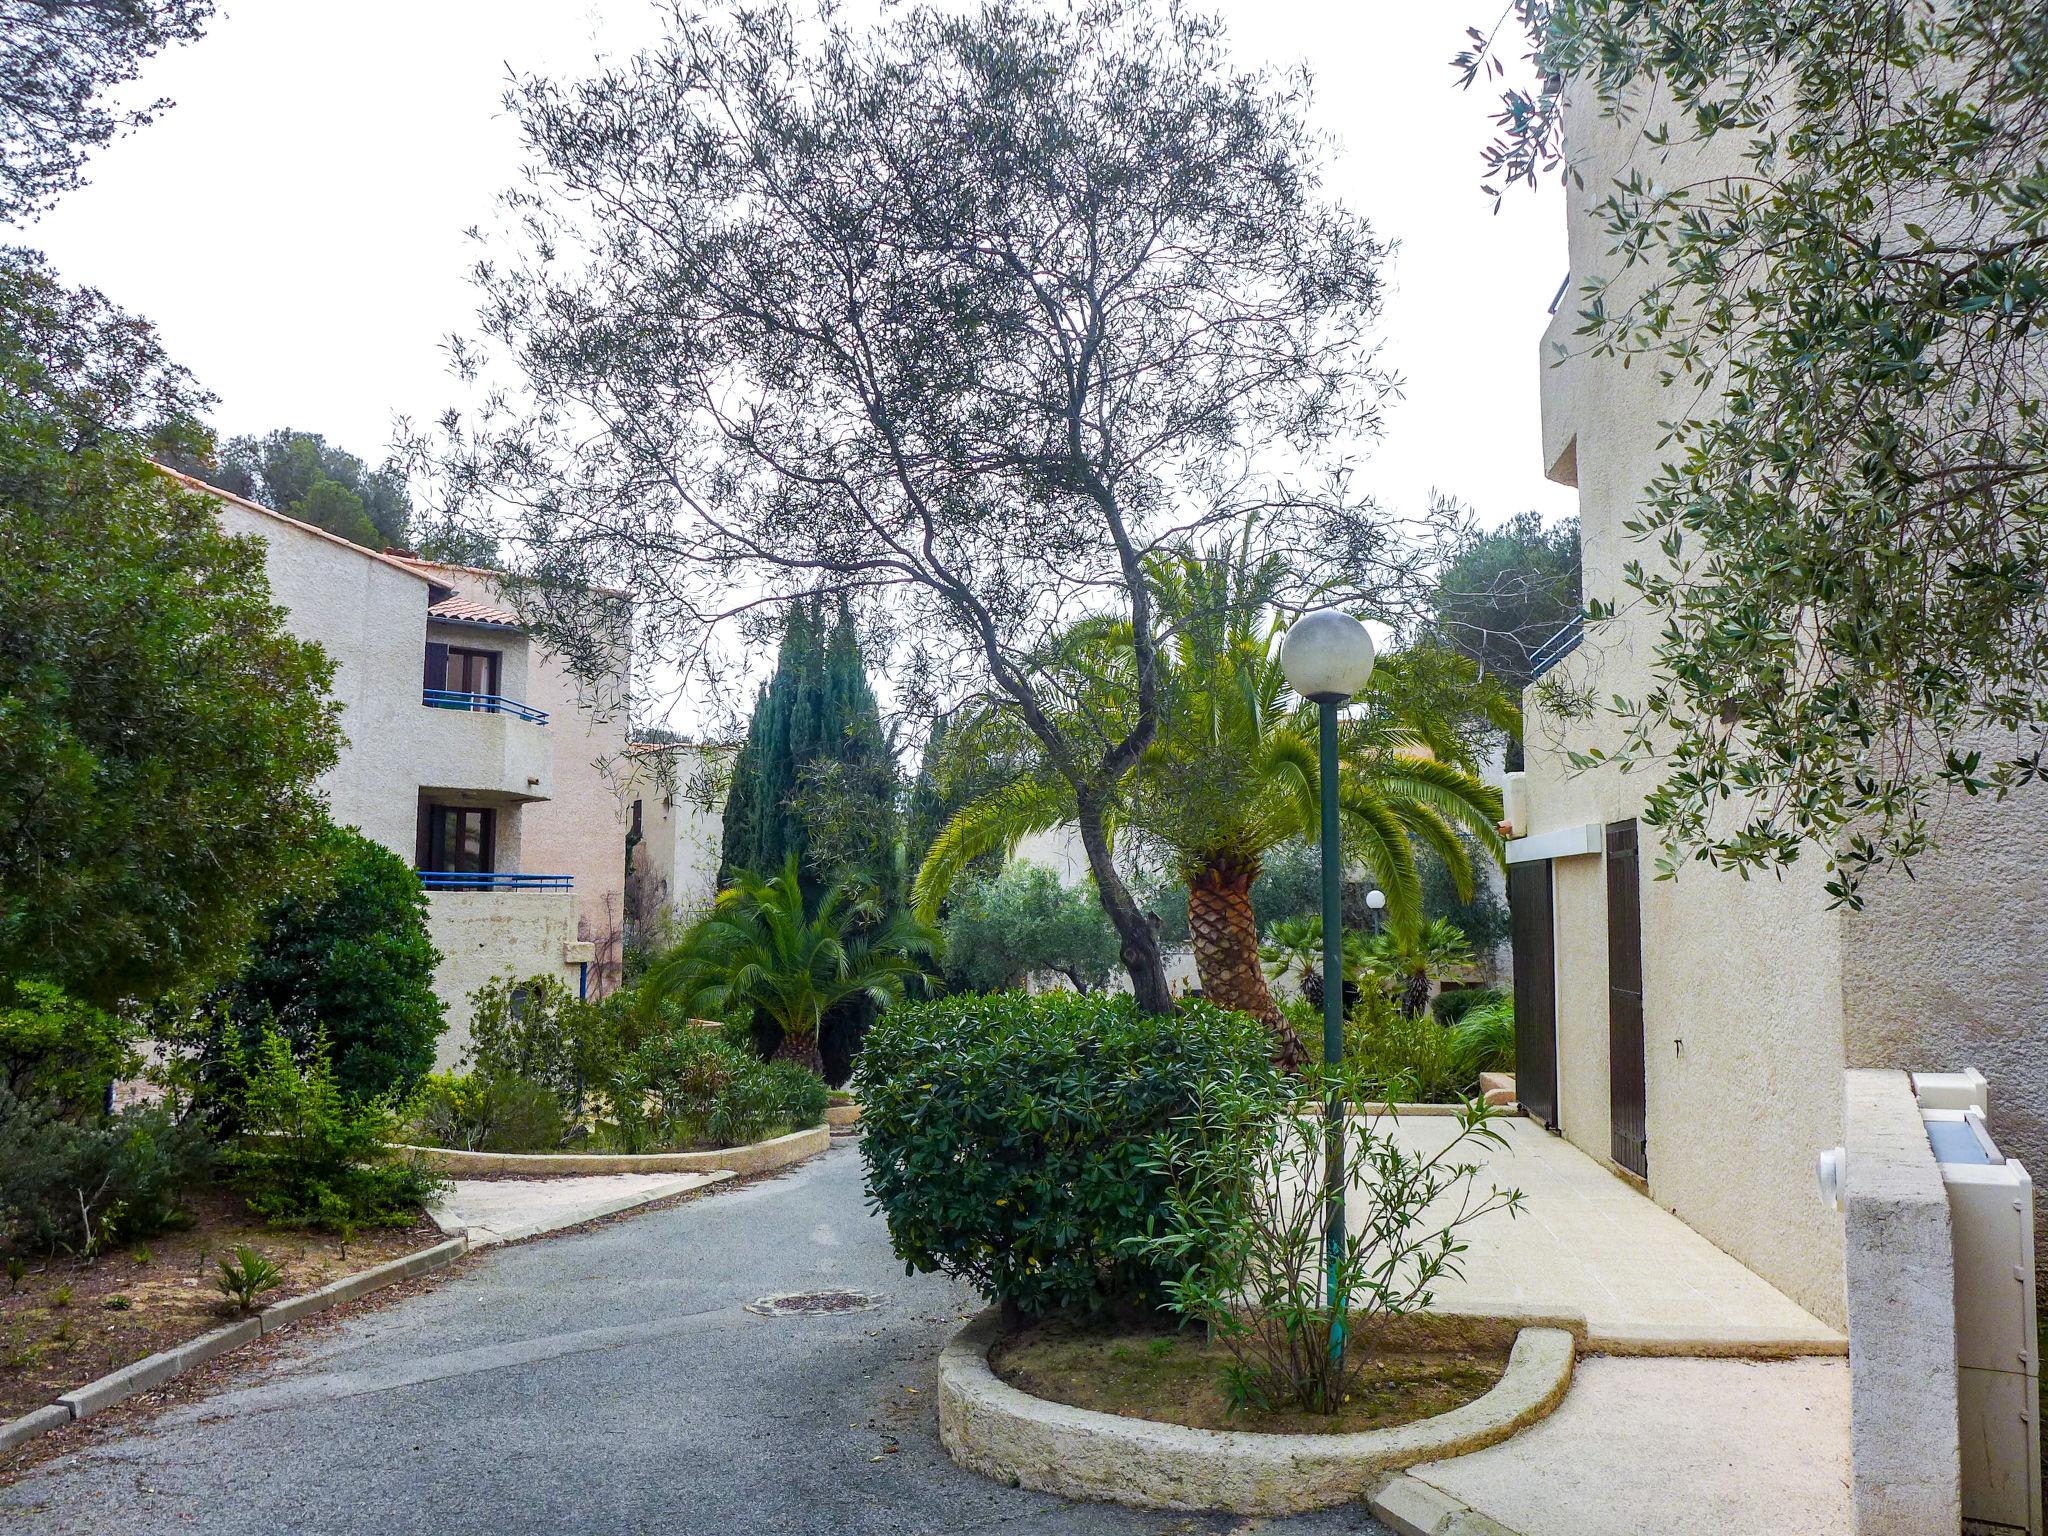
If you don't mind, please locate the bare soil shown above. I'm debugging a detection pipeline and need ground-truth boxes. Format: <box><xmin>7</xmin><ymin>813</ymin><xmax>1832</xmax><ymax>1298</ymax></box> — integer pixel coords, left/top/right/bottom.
<box><xmin>0</xmin><ymin>1184</ymin><xmax>442</xmax><ymax>1425</ymax></box>
<box><xmin>991</xmin><ymin>1319</ymin><xmax>1506</xmax><ymax>1435</ymax></box>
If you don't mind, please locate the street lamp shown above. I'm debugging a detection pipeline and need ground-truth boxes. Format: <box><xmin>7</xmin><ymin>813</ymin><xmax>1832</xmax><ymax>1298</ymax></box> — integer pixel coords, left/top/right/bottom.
<box><xmin>1279</xmin><ymin>609</ymin><xmax>1375</xmax><ymax>1370</ymax></box>
<box><xmin>1365</xmin><ymin>885</ymin><xmax>1387</xmax><ymax>936</ymax></box>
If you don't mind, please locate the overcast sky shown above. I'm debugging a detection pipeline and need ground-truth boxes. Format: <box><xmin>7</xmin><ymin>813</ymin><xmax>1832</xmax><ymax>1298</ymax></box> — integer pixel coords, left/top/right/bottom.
<box><xmin>11</xmin><ymin>0</ymin><xmax>1575</xmax><ymax>722</ymax></box>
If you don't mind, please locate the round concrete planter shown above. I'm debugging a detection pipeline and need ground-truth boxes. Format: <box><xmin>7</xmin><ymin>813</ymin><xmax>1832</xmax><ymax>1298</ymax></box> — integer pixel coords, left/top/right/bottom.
<box><xmin>937</xmin><ymin>1309</ymin><xmax>1575</xmax><ymax>1515</ymax></box>
<box><xmin>392</xmin><ymin>1123</ymin><xmax>829</xmax><ymax>1178</ymax></box>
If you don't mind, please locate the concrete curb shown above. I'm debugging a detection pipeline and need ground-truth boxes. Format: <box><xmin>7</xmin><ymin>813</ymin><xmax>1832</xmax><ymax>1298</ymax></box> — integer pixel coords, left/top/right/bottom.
<box><xmin>391</xmin><ymin>1123</ymin><xmax>829</xmax><ymax>1178</ymax></box>
<box><xmin>433</xmin><ymin>1170</ymin><xmax>736</xmax><ymax>1247</ymax></box>
<box><xmin>0</xmin><ymin>1234</ymin><xmax>469</xmax><ymax>1457</ymax></box>
<box><xmin>1423</xmin><ymin>1299</ymin><xmax>1846</xmax><ymax>1359</ymax></box>
<box><xmin>1368</xmin><ymin>1471</ymin><xmax>1527</xmax><ymax>1536</ymax></box>
<box><xmin>935</xmin><ymin>1307</ymin><xmax>1575</xmax><ymax>1514</ymax></box>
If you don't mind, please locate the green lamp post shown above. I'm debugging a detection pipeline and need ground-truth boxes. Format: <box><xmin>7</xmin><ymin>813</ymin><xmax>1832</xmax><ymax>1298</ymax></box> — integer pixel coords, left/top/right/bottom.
<box><xmin>1278</xmin><ymin>608</ymin><xmax>1376</xmax><ymax>1367</ymax></box>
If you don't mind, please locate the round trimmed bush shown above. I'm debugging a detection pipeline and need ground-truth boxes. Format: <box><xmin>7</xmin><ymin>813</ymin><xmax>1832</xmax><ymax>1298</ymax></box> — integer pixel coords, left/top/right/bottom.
<box><xmin>855</xmin><ymin>992</ymin><xmax>1279</xmax><ymax>1319</ymax></box>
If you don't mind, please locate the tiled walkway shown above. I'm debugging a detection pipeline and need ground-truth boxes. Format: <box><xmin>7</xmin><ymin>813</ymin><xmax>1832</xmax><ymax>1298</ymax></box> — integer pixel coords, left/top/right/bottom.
<box><xmin>1370</xmin><ymin>1113</ymin><xmax>1844</xmax><ymax>1352</ymax></box>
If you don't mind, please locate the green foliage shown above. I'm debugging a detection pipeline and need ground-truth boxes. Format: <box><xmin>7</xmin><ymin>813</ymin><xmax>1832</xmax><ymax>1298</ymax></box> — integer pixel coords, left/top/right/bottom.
<box><xmin>1433</xmin><ymin>985</ymin><xmax>1505</xmax><ymax>1028</ymax></box>
<box><xmin>939</xmin><ymin>864</ymin><xmax>1121</xmax><ymax>994</ymax></box>
<box><xmin>402</xmin><ymin>1071</ymin><xmax>566</xmax><ymax>1154</ymax></box>
<box><xmin>1449</xmin><ymin>997</ymin><xmax>1516</xmax><ymax>1081</ymax></box>
<box><xmin>1463</xmin><ymin>1</ymin><xmax>2048</xmax><ymax>902</ymax></box>
<box><xmin>214</xmin><ymin>1245</ymin><xmax>281</xmax><ymax>1313</ymax></box>
<box><xmin>1136</xmin><ymin>1062</ymin><xmax>1520</xmax><ymax>1415</ymax></box>
<box><xmin>208</xmin><ymin>429</ymin><xmax>411</xmax><ymax>549</ymax></box>
<box><xmin>639</xmin><ymin>859</ymin><xmax>935</xmax><ymax>1075</ymax></box>
<box><xmin>1343</xmin><ymin>990</ymin><xmax>1470</xmax><ymax>1105</ymax></box>
<box><xmin>0</xmin><ymin>979</ymin><xmax>137</xmax><ymax>1117</ymax></box>
<box><xmin>1430</xmin><ymin>506</ymin><xmax>1581</xmax><ymax>695</ymax></box>
<box><xmin>1420</xmin><ymin>837</ymin><xmax>1510</xmax><ymax>956</ymax></box>
<box><xmin>215</xmin><ymin>823</ymin><xmax>445</xmax><ymax>1102</ymax></box>
<box><xmin>856</xmin><ymin>991</ymin><xmax>1280</xmax><ymax>1318</ymax></box>
<box><xmin>0</xmin><ymin>253</ymin><xmax>342</xmax><ymax>1008</ymax></box>
<box><xmin>1260</xmin><ymin>917</ymin><xmax>1367</xmax><ymax>1012</ymax></box>
<box><xmin>0</xmin><ymin>1</ymin><xmax>214</xmax><ymax>221</ymax></box>
<box><xmin>607</xmin><ymin>1030</ymin><xmax>827</xmax><ymax>1151</ymax></box>
<box><xmin>463</xmin><ymin>975</ymin><xmax>627</xmax><ymax>1121</ymax></box>
<box><xmin>0</xmin><ymin>1090</ymin><xmax>213</xmax><ymax>1258</ymax></box>
<box><xmin>224</xmin><ymin>1028</ymin><xmax>439</xmax><ymax>1232</ymax></box>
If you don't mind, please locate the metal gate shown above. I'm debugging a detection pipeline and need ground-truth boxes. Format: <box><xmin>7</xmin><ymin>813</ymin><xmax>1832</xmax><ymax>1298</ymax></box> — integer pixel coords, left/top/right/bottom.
<box><xmin>1508</xmin><ymin>860</ymin><xmax>1559</xmax><ymax>1131</ymax></box>
<box><xmin>1605</xmin><ymin>819</ymin><xmax>1648</xmax><ymax>1177</ymax></box>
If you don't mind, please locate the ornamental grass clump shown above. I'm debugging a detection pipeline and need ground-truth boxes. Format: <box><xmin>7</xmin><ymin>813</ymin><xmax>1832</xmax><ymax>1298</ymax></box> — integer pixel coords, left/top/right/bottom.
<box><xmin>1137</xmin><ymin>1062</ymin><xmax>1521</xmax><ymax>1417</ymax></box>
<box><xmin>856</xmin><ymin>992</ymin><xmax>1278</xmax><ymax>1321</ymax></box>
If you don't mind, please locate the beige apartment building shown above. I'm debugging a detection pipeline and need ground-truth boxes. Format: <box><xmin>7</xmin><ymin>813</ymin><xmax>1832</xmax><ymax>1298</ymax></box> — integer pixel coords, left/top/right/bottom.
<box><xmin>1505</xmin><ymin>91</ymin><xmax>2048</xmax><ymax>1334</ymax></box>
<box><xmin>180</xmin><ymin>470</ymin><xmax>633</xmax><ymax>1064</ymax></box>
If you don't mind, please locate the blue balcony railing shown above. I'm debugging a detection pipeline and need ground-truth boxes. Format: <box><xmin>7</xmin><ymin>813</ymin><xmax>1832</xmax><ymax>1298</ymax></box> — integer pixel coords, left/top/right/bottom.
<box><xmin>422</xmin><ymin>689</ymin><xmax>549</xmax><ymax>725</ymax></box>
<box><xmin>1529</xmin><ymin>615</ymin><xmax>1585</xmax><ymax>678</ymax></box>
<box><xmin>418</xmin><ymin>871</ymin><xmax>572</xmax><ymax>892</ymax></box>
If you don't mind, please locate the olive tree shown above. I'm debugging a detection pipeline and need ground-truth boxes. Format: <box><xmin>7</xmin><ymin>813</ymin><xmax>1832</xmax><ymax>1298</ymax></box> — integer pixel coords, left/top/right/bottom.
<box><xmin>413</xmin><ymin>0</ymin><xmax>1422</xmax><ymax>1011</ymax></box>
<box><xmin>1460</xmin><ymin>1</ymin><xmax>2048</xmax><ymax>904</ymax></box>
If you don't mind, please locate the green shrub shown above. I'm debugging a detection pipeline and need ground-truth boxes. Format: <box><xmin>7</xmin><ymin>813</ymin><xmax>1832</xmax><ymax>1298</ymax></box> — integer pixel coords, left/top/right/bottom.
<box><xmin>214</xmin><ymin>824</ymin><xmax>445</xmax><ymax>1102</ymax></box>
<box><xmin>215</xmin><ymin>1245</ymin><xmax>282</xmax><ymax>1312</ymax></box>
<box><xmin>0</xmin><ymin>1090</ymin><xmax>212</xmax><ymax>1258</ymax></box>
<box><xmin>1432</xmin><ymin>985</ymin><xmax>1506</xmax><ymax>1028</ymax></box>
<box><xmin>856</xmin><ymin>992</ymin><xmax>1279</xmax><ymax>1319</ymax></box>
<box><xmin>607</xmin><ymin>1030</ymin><xmax>827</xmax><ymax>1151</ymax></box>
<box><xmin>1344</xmin><ymin>991</ymin><xmax>1470</xmax><ymax>1104</ymax></box>
<box><xmin>465</xmin><ymin>975</ymin><xmax>626</xmax><ymax>1118</ymax></box>
<box><xmin>225</xmin><ymin>1028</ymin><xmax>440</xmax><ymax>1231</ymax></box>
<box><xmin>403</xmin><ymin>1071</ymin><xmax>566</xmax><ymax>1153</ymax></box>
<box><xmin>1449</xmin><ymin>997</ymin><xmax>1515</xmax><ymax>1080</ymax></box>
<box><xmin>0</xmin><ymin>980</ymin><xmax>138</xmax><ymax>1118</ymax></box>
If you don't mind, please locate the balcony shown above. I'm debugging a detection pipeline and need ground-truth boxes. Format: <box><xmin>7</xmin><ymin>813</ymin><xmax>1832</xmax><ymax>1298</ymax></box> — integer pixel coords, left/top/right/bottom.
<box><xmin>415</xmin><ymin>694</ymin><xmax>553</xmax><ymax>802</ymax></box>
<box><xmin>422</xmin><ymin>689</ymin><xmax>549</xmax><ymax>726</ymax></box>
<box><xmin>419</xmin><ymin>870</ymin><xmax>572</xmax><ymax>892</ymax></box>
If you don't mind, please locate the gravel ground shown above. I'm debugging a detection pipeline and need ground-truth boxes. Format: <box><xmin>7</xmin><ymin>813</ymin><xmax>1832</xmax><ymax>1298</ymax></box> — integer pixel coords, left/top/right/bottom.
<box><xmin>0</xmin><ymin>1140</ymin><xmax>1391</xmax><ymax>1536</ymax></box>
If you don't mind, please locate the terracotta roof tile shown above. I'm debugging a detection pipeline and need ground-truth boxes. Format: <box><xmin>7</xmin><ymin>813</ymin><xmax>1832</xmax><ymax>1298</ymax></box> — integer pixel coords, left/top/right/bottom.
<box><xmin>427</xmin><ymin>594</ymin><xmax>523</xmax><ymax>628</ymax></box>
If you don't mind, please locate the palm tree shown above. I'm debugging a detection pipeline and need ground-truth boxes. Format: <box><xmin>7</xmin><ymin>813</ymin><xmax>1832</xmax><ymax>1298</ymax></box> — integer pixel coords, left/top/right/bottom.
<box><xmin>639</xmin><ymin>858</ymin><xmax>936</xmax><ymax>1075</ymax></box>
<box><xmin>915</xmin><ymin>539</ymin><xmax>1508</xmax><ymax>1065</ymax></box>
<box><xmin>1362</xmin><ymin>918</ymin><xmax>1476</xmax><ymax>1019</ymax></box>
<box><xmin>1259</xmin><ymin>915</ymin><xmax>1367</xmax><ymax>1014</ymax></box>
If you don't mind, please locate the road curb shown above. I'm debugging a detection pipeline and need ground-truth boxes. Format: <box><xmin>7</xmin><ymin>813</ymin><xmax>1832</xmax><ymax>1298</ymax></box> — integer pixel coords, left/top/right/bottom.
<box><xmin>392</xmin><ymin>1123</ymin><xmax>829</xmax><ymax>1178</ymax></box>
<box><xmin>1368</xmin><ymin>1472</ymin><xmax>1529</xmax><ymax>1536</ymax></box>
<box><xmin>0</xmin><ymin>1234</ymin><xmax>469</xmax><ymax>1457</ymax></box>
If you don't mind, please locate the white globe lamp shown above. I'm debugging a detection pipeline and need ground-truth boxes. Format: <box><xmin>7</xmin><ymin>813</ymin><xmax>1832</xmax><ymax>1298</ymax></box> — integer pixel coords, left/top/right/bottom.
<box><xmin>1280</xmin><ymin>609</ymin><xmax>1376</xmax><ymax>703</ymax></box>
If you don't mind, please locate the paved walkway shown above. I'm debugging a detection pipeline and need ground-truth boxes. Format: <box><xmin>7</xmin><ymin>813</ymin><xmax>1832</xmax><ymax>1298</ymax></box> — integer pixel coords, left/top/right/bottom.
<box><xmin>0</xmin><ymin>1144</ymin><xmax>1388</xmax><ymax>1536</ymax></box>
<box><xmin>430</xmin><ymin>1172</ymin><xmax>731</xmax><ymax>1246</ymax></box>
<box><xmin>1411</xmin><ymin>1355</ymin><xmax>1852</xmax><ymax>1536</ymax></box>
<box><xmin>1375</xmin><ymin>1114</ymin><xmax>1844</xmax><ymax>1351</ymax></box>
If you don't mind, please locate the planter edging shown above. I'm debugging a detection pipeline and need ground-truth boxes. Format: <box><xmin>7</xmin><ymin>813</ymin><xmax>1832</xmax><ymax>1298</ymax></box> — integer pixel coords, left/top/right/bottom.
<box><xmin>391</xmin><ymin>1122</ymin><xmax>829</xmax><ymax>1178</ymax></box>
<box><xmin>0</xmin><ymin>1234</ymin><xmax>469</xmax><ymax>1458</ymax></box>
<box><xmin>936</xmin><ymin>1307</ymin><xmax>1575</xmax><ymax>1515</ymax></box>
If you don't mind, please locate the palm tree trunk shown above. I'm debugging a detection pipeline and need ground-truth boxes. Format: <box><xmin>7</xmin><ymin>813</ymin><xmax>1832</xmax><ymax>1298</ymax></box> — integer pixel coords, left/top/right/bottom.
<box><xmin>773</xmin><ymin>1029</ymin><xmax>825</xmax><ymax>1075</ymax></box>
<box><xmin>1187</xmin><ymin>857</ymin><xmax>1306</xmax><ymax>1070</ymax></box>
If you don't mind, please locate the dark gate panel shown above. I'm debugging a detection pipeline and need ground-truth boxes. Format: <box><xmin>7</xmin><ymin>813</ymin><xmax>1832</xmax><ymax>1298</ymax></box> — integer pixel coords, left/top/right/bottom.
<box><xmin>1508</xmin><ymin>860</ymin><xmax>1558</xmax><ymax>1131</ymax></box>
<box><xmin>1605</xmin><ymin>819</ymin><xmax>1648</xmax><ymax>1177</ymax></box>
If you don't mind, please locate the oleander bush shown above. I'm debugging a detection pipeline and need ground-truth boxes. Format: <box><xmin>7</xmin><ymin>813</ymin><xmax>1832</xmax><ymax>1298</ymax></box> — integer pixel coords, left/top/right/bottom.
<box><xmin>403</xmin><ymin>1070</ymin><xmax>567</xmax><ymax>1153</ymax></box>
<box><xmin>856</xmin><ymin>992</ymin><xmax>1280</xmax><ymax>1320</ymax></box>
<box><xmin>1342</xmin><ymin>990</ymin><xmax>1469</xmax><ymax>1105</ymax></box>
<box><xmin>606</xmin><ymin>1030</ymin><xmax>827</xmax><ymax>1152</ymax></box>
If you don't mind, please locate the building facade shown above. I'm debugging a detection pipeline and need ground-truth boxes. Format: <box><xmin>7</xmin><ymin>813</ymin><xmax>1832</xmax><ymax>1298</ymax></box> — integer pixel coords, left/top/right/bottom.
<box><xmin>187</xmin><ymin>472</ymin><xmax>633</xmax><ymax>1066</ymax></box>
<box><xmin>1508</xmin><ymin>92</ymin><xmax>2048</xmax><ymax>1329</ymax></box>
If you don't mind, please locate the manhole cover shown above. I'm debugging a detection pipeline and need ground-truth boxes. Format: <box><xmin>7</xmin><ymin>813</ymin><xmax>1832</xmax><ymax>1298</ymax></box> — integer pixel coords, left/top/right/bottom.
<box><xmin>745</xmin><ymin>1288</ymin><xmax>884</xmax><ymax>1317</ymax></box>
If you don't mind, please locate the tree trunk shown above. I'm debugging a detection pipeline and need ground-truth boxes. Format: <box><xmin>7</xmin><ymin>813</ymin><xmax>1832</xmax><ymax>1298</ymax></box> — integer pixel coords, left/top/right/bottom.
<box><xmin>1187</xmin><ymin>856</ymin><xmax>1306</xmax><ymax>1070</ymax></box>
<box><xmin>773</xmin><ymin>1028</ymin><xmax>825</xmax><ymax>1075</ymax></box>
<box><xmin>1073</xmin><ymin>795</ymin><xmax>1173</xmax><ymax>1015</ymax></box>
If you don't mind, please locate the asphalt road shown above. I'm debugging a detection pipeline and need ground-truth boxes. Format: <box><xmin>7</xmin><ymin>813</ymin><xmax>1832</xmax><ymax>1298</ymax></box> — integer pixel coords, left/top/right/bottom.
<box><xmin>0</xmin><ymin>1140</ymin><xmax>1391</xmax><ymax>1536</ymax></box>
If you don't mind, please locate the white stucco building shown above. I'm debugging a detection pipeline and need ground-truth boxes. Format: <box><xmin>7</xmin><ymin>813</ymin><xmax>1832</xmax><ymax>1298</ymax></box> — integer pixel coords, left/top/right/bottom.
<box><xmin>182</xmin><ymin>470</ymin><xmax>634</xmax><ymax>1065</ymax></box>
<box><xmin>1509</xmin><ymin>79</ymin><xmax>2048</xmax><ymax>1334</ymax></box>
<box><xmin>620</xmin><ymin>741</ymin><xmax>734</xmax><ymax>942</ymax></box>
